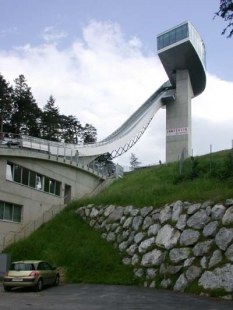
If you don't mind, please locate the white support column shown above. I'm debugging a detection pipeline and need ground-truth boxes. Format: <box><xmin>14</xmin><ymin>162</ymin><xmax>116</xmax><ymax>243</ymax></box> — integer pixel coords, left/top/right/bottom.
<box><xmin>166</xmin><ymin>70</ymin><xmax>193</xmax><ymax>163</ymax></box>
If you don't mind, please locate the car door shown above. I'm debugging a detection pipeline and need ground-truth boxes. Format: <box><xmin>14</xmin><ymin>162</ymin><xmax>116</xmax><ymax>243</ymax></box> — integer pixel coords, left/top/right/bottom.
<box><xmin>43</xmin><ymin>262</ymin><xmax>55</xmax><ymax>285</ymax></box>
<box><xmin>37</xmin><ymin>262</ymin><xmax>48</xmax><ymax>285</ymax></box>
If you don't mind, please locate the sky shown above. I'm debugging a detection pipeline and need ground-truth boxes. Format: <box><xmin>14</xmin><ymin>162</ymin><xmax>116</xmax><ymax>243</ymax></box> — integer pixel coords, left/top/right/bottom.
<box><xmin>1</xmin><ymin>0</ymin><xmax>233</xmax><ymax>167</ymax></box>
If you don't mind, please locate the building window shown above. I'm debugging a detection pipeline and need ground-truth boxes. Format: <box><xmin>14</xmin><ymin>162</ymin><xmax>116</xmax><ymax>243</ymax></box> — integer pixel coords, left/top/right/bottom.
<box><xmin>157</xmin><ymin>23</ymin><xmax>189</xmax><ymax>50</ymax></box>
<box><xmin>49</xmin><ymin>180</ymin><xmax>55</xmax><ymax>194</ymax></box>
<box><xmin>4</xmin><ymin>203</ymin><xmax>13</xmax><ymax>221</ymax></box>
<box><xmin>13</xmin><ymin>205</ymin><xmax>22</xmax><ymax>222</ymax></box>
<box><xmin>44</xmin><ymin>177</ymin><xmax>60</xmax><ymax>195</ymax></box>
<box><xmin>29</xmin><ymin>171</ymin><xmax>36</xmax><ymax>188</ymax></box>
<box><xmin>36</xmin><ymin>174</ymin><xmax>43</xmax><ymax>190</ymax></box>
<box><xmin>44</xmin><ymin>176</ymin><xmax>50</xmax><ymax>193</ymax></box>
<box><xmin>14</xmin><ymin>165</ymin><xmax>22</xmax><ymax>183</ymax></box>
<box><xmin>0</xmin><ymin>201</ymin><xmax>4</xmax><ymax>220</ymax></box>
<box><xmin>6</xmin><ymin>162</ymin><xmax>61</xmax><ymax>196</ymax></box>
<box><xmin>0</xmin><ymin>201</ymin><xmax>22</xmax><ymax>223</ymax></box>
<box><xmin>6</xmin><ymin>164</ymin><xmax>13</xmax><ymax>181</ymax></box>
<box><xmin>55</xmin><ymin>182</ymin><xmax>61</xmax><ymax>196</ymax></box>
<box><xmin>22</xmin><ymin>168</ymin><xmax>30</xmax><ymax>186</ymax></box>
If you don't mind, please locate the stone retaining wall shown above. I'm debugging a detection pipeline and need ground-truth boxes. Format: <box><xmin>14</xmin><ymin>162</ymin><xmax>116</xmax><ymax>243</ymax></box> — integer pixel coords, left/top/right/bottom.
<box><xmin>76</xmin><ymin>199</ymin><xmax>233</xmax><ymax>299</ymax></box>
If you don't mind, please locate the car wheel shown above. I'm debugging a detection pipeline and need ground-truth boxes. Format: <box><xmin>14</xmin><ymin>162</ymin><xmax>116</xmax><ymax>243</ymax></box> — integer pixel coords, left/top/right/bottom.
<box><xmin>35</xmin><ymin>278</ymin><xmax>43</xmax><ymax>292</ymax></box>
<box><xmin>53</xmin><ymin>274</ymin><xmax>60</xmax><ymax>286</ymax></box>
<box><xmin>3</xmin><ymin>286</ymin><xmax>11</xmax><ymax>292</ymax></box>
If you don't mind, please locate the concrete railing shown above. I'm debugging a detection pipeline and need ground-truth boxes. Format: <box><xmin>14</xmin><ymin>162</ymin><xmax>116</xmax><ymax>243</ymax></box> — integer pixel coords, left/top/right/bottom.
<box><xmin>0</xmin><ymin>132</ymin><xmax>119</xmax><ymax>179</ymax></box>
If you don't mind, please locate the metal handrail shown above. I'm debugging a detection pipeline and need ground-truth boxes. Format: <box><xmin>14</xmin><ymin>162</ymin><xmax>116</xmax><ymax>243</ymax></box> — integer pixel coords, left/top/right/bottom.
<box><xmin>0</xmin><ymin>133</ymin><xmax>110</xmax><ymax>179</ymax></box>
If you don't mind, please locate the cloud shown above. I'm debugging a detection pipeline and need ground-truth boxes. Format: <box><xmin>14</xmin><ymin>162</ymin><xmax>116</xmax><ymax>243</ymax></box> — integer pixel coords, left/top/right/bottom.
<box><xmin>41</xmin><ymin>26</ymin><xmax>68</xmax><ymax>43</ymax></box>
<box><xmin>0</xmin><ymin>20</ymin><xmax>233</xmax><ymax>167</ymax></box>
<box><xmin>192</xmin><ymin>75</ymin><xmax>233</xmax><ymax>123</ymax></box>
<box><xmin>0</xmin><ymin>27</ymin><xmax>18</xmax><ymax>37</ymax></box>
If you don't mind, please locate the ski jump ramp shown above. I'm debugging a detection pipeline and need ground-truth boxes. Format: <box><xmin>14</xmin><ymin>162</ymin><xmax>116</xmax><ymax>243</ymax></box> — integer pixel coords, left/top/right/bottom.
<box><xmin>21</xmin><ymin>81</ymin><xmax>175</xmax><ymax>161</ymax></box>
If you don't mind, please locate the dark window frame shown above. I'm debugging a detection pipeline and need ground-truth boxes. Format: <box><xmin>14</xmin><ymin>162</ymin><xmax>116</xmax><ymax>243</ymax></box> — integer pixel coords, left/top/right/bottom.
<box><xmin>0</xmin><ymin>200</ymin><xmax>22</xmax><ymax>223</ymax></box>
<box><xmin>6</xmin><ymin>162</ymin><xmax>61</xmax><ymax>196</ymax></box>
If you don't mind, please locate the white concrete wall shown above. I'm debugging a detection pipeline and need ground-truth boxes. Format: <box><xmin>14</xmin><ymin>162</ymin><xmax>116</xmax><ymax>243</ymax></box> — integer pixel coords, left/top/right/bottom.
<box><xmin>0</xmin><ymin>151</ymin><xmax>104</xmax><ymax>238</ymax></box>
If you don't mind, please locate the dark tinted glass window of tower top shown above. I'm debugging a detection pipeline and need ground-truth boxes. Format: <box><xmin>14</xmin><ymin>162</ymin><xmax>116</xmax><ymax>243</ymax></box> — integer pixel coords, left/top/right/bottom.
<box><xmin>157</xmin><ymin>23</ymin><xmax>188</xmax><ymax>50</ymax></box>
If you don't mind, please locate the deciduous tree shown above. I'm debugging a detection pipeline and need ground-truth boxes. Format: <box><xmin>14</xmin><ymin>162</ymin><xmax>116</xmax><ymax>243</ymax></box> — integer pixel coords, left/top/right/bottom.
<box><xmin>82</xmin><ymin>123</ymin><xmax>97</xmax><ymax>144</ymax></box>
<box><xmin>215</xmin><ymin>0</ymin><xmax>233</xmax><ymax>37</ymax></box>
<box><xmin>130</xmin><ymin>153</ymin><xmax>141</xmax><ymax>170</ymax></box>
<box><xmin>60</xmin><ymin>114</ymin><xmax>82</xmax><ymax>143</ymax></box>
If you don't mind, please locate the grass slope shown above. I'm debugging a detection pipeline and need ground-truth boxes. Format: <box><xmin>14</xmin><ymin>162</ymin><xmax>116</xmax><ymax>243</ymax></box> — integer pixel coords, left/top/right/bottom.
<box><xmin>4</xmin><ymin>211</ymin><xmax>137</xmax><ymax>285</ymax></box>
<box><xmin>3</xmin><ymin>149</ymin><xmax>233</xmax><ymax>285</ymax></box>
<box><xmin>69</xmin><ymin>149</ymin><xmax>233</xmax><ymax>210</ymax></box>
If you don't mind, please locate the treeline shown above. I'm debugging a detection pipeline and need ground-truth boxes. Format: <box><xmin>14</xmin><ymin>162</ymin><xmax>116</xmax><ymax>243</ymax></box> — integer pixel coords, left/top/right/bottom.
<box><xmin>0</xmin><ymin>73</ymin><xmax>97</xmax><ymax>144</ymax></box>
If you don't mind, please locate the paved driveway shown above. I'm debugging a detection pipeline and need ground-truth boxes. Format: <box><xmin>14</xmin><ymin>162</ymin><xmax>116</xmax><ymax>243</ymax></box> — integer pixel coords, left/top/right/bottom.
<box><xmin>0</xmin><ymin>283</ymin><xmax>232</xmax><ymax>310</ymax></box>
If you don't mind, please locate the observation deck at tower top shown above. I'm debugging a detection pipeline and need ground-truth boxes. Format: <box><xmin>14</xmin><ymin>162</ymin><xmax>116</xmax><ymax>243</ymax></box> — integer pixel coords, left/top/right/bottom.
<box><xmin>157</xmin><ymin>21</ymin><xmax>206</xmax><ymax>98</ymax></box>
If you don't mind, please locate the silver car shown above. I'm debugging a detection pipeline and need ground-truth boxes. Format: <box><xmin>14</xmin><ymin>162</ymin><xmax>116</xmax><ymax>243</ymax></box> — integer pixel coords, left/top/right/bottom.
<box><xmin>3</xmin><ymin>260</ymin><xmax>60</xmax><ymax>292</ymax></box>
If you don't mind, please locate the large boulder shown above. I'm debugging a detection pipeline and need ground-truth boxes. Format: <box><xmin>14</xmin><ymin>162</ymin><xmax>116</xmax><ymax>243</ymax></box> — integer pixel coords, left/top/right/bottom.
<box><xmin>211</xmin><ymin>204</ymin><xmax>226</xmax><ymax>220</ymax></box>
<box><xmin>169</xmin><ymin>248</ymin><xmax>191</xmax><ymax>263</ymax></box>
<box><xmin>203</xmin><ymin>221</ymin><xmax>219</xmax><ymax>238</ymax></box>
<box><xmin>159</xmin><ymin>206</ymin><xmax>172</xmax><ymax>224</ymax></box>
<box><xmin>148</xmin><ymin>223</ymin><xmax>161</xmax><ymax>237</ymax></box>
<box><xmin>176</xmin><ymin>214</ymin><xmax>187</xmax><ymax>231</ymax></box>
<box><xmin>187</xmin><ymin>203</ymin><xmax>201</xmax><ymax>215</ymax></box>
<box><xmin>107</xmin><ymin>206</ymin><xmax>124</xmax><ymax>222</ymax></box>
<box><xmin>140</xmin><ymin>206</ymin><xmax>153</xmax><ymax>217</ymax></box>
<box><xmin>123</xmin><ymin>217</ymin><xmax>133</xmax><ymax>229</ymax></box>
<box><xmin>187</xmin><ymin>209</ymin><xmax>210</xmax><ymax>229</ymax></box>
<box><xmin>222</xmin><ymin>206</ymin><xmax>233</xmax><ymax>225</ymax></box>
<box><xmin>174</xmin><ymin>274</ymin><xmax>188</xmax><ymax>292</ymax></box>
<box><xmin>132</xmin><ymin>216</ymin><xmax>143</xmax><ymax>231</ymax></box>
<box><xmin>225</xmin><ymin>244</ymin><xmax>233</xmax><ymax>262</ymax></box>
<box><xmin>186</xmin><ymin>266</ymin><xmax>202</xmax><ymax>282</ymax></box>
<box><xmin>139</xmin><ymin>237</ymin><xmax>155</xmax><ymax>253</ymax></box>
<box><xmin>180</xmin><ymin>229</ymin><xmax>200</xmax><ymax>246</ymax></box>
<box><xmin>141</xmin><ymin>249</ymin><xmax>164</xmax><ymax>267</ymax></box>
<box><xmin>104</xmin><ymin>205</ymin><xmax>115</xmax><ymax>217</ymax></box>
<box><xmin>215</xmin><ymin>227</ymin><xmax>233</xmax><ymax>251</ymax></box>
<box><xmin>134</xmin><ymin>232</ymin><xmax>146</xmax><ymax>244</ymax></box>
<box><xmin>172</xmin><ymin>201</ymin><xmax>183</xmax><ymax>222</ymax></box>
<box><xmin>209</xmin><ymin>249</ymin><xmax>222</xmax><ymax>268</ymax></box>
<box><xmin>193</xmin><ymin>240</ymin><xmax>214</xmax><ymax>256</ymax></box>
<box><xmin>156</xmin><ymin>224</ymin><xmax>180</xmax><ymax>249</ymax></box>
<box><xmin>199</xmin><ymin>264</ymin><xmax>233</xmax><ymax>292</ymax></box>
<box><xmin>143</xmin><ymin>216</ymin><xmax>153</xmax><ymax>230</ymax></box>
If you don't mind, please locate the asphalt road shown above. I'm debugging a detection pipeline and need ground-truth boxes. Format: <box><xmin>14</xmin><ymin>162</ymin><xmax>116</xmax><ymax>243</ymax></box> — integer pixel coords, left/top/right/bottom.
<box><xmin>0</xmin><ymin>283</ymin><xmax>232</xmax><ymax>310</ymax></box>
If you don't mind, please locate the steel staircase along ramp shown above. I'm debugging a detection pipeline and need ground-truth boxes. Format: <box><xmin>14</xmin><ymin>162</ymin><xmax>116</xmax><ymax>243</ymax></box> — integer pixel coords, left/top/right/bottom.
<box><xmin>75</xmin><ymin>81</ymin><xmax>175</xmax><ymax>158</ymax></box>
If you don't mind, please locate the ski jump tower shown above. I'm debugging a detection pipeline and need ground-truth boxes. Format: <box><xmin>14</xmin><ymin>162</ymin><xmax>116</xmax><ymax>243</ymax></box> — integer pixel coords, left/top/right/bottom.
<box><xmin>157</xmin><ymin>21</ymin><xmax>206</xmax><ymax>162</ymax></box>
<box><xmin>8</xmin><ymin>21</ymin><xmax>206</xmax><ymax>166</ymax></box>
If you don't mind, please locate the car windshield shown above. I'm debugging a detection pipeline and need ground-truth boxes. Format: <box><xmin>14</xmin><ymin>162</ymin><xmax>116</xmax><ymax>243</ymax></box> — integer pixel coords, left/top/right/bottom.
<box><xmin>9</xmin><ymin>263</ymin><xmax>35</xmax><ymax>271</ymax></box>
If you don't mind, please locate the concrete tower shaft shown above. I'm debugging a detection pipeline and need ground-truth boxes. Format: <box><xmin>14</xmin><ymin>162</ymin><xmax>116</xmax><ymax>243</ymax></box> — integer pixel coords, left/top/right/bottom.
<box><xmin>157</xmin><ymin>21</ymin><xmax>206</xmax><ymax>162</ymax></box>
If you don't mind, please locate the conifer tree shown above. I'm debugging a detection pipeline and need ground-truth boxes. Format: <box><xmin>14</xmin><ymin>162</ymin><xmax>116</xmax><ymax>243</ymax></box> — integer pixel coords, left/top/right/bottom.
<box><xmin>41</xmin><ymin>95</ymin><xmax>60</xmax><ymax>141</ymax></box>
<box><xmin>0</xmin><ymin>74</ymin><xmax>13</xmax><ymax>137</ymax></box>
<box><xmin>12</xmin><ymin>74</ymin><xmax>41</xmax><ymax>136</ymax></box>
